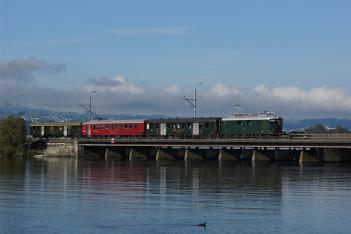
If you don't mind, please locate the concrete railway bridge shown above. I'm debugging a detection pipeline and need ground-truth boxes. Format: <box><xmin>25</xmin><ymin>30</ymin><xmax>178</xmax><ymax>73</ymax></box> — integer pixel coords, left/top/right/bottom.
<box><xmin>73</xmin><ymin>134</ymin><xmax>351</xmax><ymax>163</ymax></box>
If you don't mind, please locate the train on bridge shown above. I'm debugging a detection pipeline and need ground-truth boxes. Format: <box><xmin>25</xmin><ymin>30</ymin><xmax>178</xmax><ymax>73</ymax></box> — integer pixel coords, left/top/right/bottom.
<box><xmin>30</xmin><ymin>112</ymin><xmax>283</xmax><ymax>138</ymax></box>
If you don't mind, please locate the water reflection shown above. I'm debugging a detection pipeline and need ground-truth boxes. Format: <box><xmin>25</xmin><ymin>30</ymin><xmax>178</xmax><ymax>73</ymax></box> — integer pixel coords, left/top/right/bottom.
<box><xmin>1</xmin><ymin>159</ymin><xmax>351</xmax><ymax>233</ymax></box>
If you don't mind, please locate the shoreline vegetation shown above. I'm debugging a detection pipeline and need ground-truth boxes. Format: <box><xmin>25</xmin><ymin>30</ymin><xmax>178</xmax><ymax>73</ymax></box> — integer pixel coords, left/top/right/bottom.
<box><xmin>0</xmin><ymin>117</ymin><xmax>28</xmax><ymax>159</ymax></box>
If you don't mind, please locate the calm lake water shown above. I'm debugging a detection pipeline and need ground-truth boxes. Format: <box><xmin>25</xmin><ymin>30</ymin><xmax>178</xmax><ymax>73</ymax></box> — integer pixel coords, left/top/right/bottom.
<box><xmin>1</xmin><ymin>158</ymin><xmax>351</xmax><ymax>234</ymax></box>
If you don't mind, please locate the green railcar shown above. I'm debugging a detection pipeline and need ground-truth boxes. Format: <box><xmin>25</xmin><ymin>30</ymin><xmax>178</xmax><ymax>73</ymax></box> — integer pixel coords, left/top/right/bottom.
<box><xmin>30</xmin><ymin>122</ymin><xmax>81</xmax><ymax>138</ymax></box>
<box><xmin>145</xmin><ymin>118</ymin><xmax>220</xmax><ymax>137</ymax></box>
<box><xmin>220</xmin><ymin>113</ymin><xmax>283</xmax><ymax>136</ymax></box>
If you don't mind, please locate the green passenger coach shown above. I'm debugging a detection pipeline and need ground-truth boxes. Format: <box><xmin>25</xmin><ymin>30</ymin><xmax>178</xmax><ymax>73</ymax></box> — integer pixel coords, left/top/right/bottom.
<box><xmin>30</xmin><ymin>122</ymin><xmax>81</xmax><ymax>138</ymax></box>
<box><xmin>220</xmin><ymin>112</ymin><xmax>283</xmax><ymax>137</ymax></box>
<box><xmin>145</xmin><ymin>118</ymin><xmax>220</xmax><ymax>137</ymax></box>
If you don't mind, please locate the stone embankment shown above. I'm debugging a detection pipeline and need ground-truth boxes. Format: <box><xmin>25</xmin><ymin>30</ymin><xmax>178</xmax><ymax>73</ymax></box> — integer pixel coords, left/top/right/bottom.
<box><xmin>42</xmin><ymin>139</ymin><xmax>78</xmax><ymax>158</ymax></box>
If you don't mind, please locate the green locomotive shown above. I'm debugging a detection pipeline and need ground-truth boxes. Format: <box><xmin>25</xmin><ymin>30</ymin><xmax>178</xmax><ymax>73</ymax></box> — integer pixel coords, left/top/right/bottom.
<box><xmin>220</xmin><ymin>112</ymin><xmax>283</xmax><ymax>137</ymax></box>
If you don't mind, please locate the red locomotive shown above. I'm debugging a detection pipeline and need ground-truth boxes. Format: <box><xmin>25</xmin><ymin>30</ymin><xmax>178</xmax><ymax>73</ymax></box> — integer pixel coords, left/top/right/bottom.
<box><xmin>81</xmin><ymin>119</ymin><xmax>145</xmax><ymax>137</ymax></box>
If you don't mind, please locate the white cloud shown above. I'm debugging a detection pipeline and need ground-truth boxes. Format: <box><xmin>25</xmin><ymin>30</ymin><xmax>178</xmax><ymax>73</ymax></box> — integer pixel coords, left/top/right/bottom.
<box><xmin>82</xmin><ymin>76</ymin><xmax>144</xmax><ymax>95</ymax></box>
<box><xmin>209</xmin><ymin>83</ymin><xmax>240</xmax><ymax>98</ymax></box>
<box><xmin>165</xmin><ymin>84</ymin><xmax>182</xmax><ymax>95</ymax></box>
<box><xmin>109</xmin><ymin>26</ymin><xmax>191</xmax><ymax>37</ymax></box>
<box><xmin>1</xmin><ymin>62</ymin><xmax>351</xmax><ymax>118</ymax></box>
<box><xmin>250</xmin><ymin>85</ymin><xmax>351</xmax><ymax>112</ymax></box>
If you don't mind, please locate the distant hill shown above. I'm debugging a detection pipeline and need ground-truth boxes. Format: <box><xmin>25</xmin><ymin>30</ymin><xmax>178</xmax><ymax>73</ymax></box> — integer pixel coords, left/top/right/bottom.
<box><xmin>0</xmin><ymin>106</ymin><xmax>166</xmax><ymax>124</ymax></box>
<box><xmin>284</xmin><ymin>118</ymin><xmax>351</xmax><ymax>131</ymax></box>
<box><xmin>1</xmin><ymin>107</ymin><xmax>350</xmax><ymax>131</ymax></box>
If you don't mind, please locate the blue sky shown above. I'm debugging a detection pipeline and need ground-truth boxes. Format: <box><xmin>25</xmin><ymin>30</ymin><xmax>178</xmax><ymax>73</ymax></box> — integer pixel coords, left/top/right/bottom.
<box><xmin>0</xmin><ymin>0</ymin><xmax>351</xmax><ymax>117</ymax></box>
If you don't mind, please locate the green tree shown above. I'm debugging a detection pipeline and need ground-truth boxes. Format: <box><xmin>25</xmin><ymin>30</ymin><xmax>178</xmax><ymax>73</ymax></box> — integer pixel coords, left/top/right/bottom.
<box><xmin>0</xmin><ymin>117</ymin><xmax>27</xmax><ymax>158</ymax></box>
<box><xmin>304</xmin><ymin>124</ymin><xmax>328</xmax><ymax>134</ymax></box>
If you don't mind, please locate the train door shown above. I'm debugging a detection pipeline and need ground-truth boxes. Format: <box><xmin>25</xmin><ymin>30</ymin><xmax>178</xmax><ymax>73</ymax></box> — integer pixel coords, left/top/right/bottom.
<box><xmin>193</xmin><ymin>122</ymin><xmax>199</xmax><ymax>136</ymax></box>
<box><xmin>160</xmin><ymin>123</ymin><xmax>167</xmax><ymax>136</ymax></box>
<box><xmin>88</xmin><ymin>125</ymin><xmax>91</xmax><ymax>138</ymax></box>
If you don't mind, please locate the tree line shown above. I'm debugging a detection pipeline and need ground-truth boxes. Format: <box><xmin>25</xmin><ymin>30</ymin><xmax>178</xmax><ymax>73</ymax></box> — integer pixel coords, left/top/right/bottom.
<box><xmin>304</xmin><ymin>124</ymin><xmax>349</xmax><ymax>134</ymax></box>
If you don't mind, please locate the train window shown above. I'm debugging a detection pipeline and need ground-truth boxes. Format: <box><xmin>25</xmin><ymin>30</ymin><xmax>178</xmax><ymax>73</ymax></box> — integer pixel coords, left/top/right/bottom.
<box><xmin>237</xmin><ymin>121</ymin><xmax>242</xmax><ymax>126</ymax></box>
<box><xmin>247</xmin><ymin>121</ymin><xmax>252</xmax><ymax>125</ymax></box>
<box><xmin>124</xmin><ymin>125</ymin><xmax>128</xmax><ymax>128</ymax></box>
<box><xmin>129</xmin><ymin>124</ymin><xmax>132</xmax><ymax>128</ymax></box>
<box><xmin>134</xmin><ymin>124</ymin><xmax>137</xmax><ymax>128</ymax></box>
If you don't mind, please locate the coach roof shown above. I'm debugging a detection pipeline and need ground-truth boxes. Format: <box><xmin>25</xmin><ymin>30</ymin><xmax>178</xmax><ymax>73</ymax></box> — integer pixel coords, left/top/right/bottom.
<box><xmin>82</xmin><ymin>119</ymin><xmax>145</xmax><ymax>125</ymax></box>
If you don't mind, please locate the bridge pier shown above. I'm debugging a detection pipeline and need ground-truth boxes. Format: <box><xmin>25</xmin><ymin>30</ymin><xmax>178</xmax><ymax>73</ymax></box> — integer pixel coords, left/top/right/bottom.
<box><xmin>218</xmin><ymin>148</ymin><xmax>240</xmax><ymax>161</ymax></box>
<box><xmin>156</xmin><ymin>148</ymin><xmax>177</xmax><ymax>161</ymax></box>
<box><xmin>206</xmin><ymin>148</ymin><xmax>220</xmax><ymax>160</ymax></box>
<box><xmin>129</xmin><ymin>147</ymin><xmax>149</xmax><ymax>161</ymax></box>
<box><xmin>322</xmin><ymin>148</ymin><xmax>351</xmax><ymax>162</ymax></box>
<box><xmin>184</xmin><ymin>148</ymin><xmax>204</xmax><ymax>161</ymax></box>
<box><xmin>252</xmin><ymin>150</ymin><xmax>274</xmax><ymax>161</ymax></box>
<box><xmin>274</xmin><ymin>149</ymin><xmax>300</xmax><ymax>161</ymax></box>
<box><xmin>81</xmin><ymin>146</ymin><xmax>105</xmax><ymax>160</ymax></box>
<box><xmin>299</xmin><ymin>149</ymin><xmax>321</xmax><ymax>164</ymax></box>
<box><xmin>105</xmin><ymin>147</ymin><xmax>127</xmax><ymax>161</ymax></box>
<box><xmin>241</xmin><ymin>149</ymin><xmax>253</xmax><ymax>160</ymax></box>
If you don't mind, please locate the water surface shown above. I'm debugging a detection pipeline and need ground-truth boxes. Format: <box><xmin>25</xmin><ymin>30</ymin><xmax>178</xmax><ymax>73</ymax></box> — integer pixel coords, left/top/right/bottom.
<box><xmin>1</xmin><ymin>159</ymin><xmax>351</xmax><ymax>233</ymax></box>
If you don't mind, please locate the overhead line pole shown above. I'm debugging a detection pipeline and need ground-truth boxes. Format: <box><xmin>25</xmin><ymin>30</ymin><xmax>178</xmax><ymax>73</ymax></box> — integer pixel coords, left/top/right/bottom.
<box><xmin>183</xmin><ymin>82</ymin><xmax>202</xmax><ymax>118</ymax></box>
